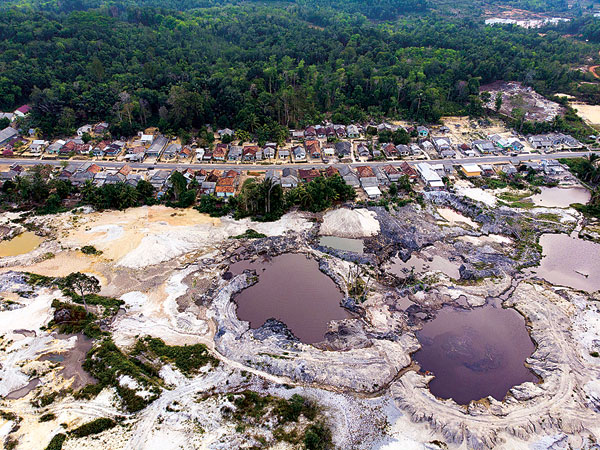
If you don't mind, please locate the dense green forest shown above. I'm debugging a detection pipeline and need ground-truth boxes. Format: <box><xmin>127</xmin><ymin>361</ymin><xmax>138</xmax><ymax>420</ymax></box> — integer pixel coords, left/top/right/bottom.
<box><xmin>0</xmin><ymin>0</ymin><xmax>598</xmax><ymax>138</ymax></box>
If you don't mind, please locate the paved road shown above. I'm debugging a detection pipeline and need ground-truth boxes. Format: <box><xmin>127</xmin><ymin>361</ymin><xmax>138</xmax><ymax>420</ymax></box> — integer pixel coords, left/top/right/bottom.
<box><xmin>0</xmin><ymin>150</ymin><xmax>596</xmax><ymax>171</ymax></box>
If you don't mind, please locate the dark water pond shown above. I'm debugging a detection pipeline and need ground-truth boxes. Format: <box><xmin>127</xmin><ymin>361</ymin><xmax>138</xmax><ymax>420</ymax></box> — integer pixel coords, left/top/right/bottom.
<box><xmin>230</xmin><ymin>253</ymin><xmax>350</xmax><ymax>344</ymax></box>
<box><xmin>318</xmin><ymin>236</ymin><xmax>364</xmax><ymax>254</ymax></box>
<box><xmin>530</xmin><ymin>233</ymin><xmax>600</xmax><ymax>292</ymax></box>
<box><xmin>413</xmin><ymin>303</ymin><xmax>537</xmax><ymax>404</ymax></box>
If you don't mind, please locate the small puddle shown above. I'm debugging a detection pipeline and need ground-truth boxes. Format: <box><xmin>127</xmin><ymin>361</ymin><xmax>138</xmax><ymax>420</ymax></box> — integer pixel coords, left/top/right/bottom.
<box><xmin>0</xmin><ymin>232</ymin><xmax>43</xmax><ymax>257</ymax></box>
<box><xmin>437</xmin><ymin>208</ymin><xmax>479</xmax><ymax>228</ymax></box>
<box><xmin>231</xmin><ymin>253</ymin><xmax>351</xmax><ymax>344</ymax></box>
<box><xmin>40</xmin><ymin>334</ymin><xmax>95</xmax><ymax>389</ymax></box>
<box><xmin>389</xmin><ymin>252</ymin><xmax>461</xmax><ymax>280</ymax></box>
<box><xmin>414</xmin><ymin>303</ymin><xmax>537</xmax><ymax>404</ymax></box>
<box><xmin>529</xmin><ymin>187</ymin><xmax>590</xmax><ymax>208</ymax></box>
<box><xmin>6</xmin><ymin>378</ymin><xmax>41</xmax><ymax>399</ymax></box>
<box><xmin>530</xmin><ymin>233</ymin><xmax>600</xmax><ymax>292</ymax></box>
<box><xmin>319</xmin><ymin>236</ymin><xmax>364</xmax><ymax>254</ymax></box>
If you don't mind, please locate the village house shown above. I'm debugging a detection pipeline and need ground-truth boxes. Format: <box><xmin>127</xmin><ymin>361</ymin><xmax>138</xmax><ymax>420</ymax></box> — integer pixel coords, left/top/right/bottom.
<box><xmin>416</xmin><ymin>163</ymin><xmax>444</xmax><ymax>189</ymax></box>
<box><xmin>262</xmin><ymin>144</ymin><xmax>276</xmax><ymax>159</ymax></box>
<box><xmin>432</xmin><ymin>136</ymin><xmax>452</xmax><ymax>153</ymax></box>
<box><xmin>334</xmin><ymin>125</ymin><xmax>347</xmax><ymax>138</ymax></box>
<box><xmin>46</xmin><ymin>140</ymin><xmax>66</xmax><ymax>155</ymax></box>
<box><xmin>242</xmin><ymin>145</ymin><xmax>260</xmax><ymax>161</ymax></box>
<box><xmin>400</xmin><ymin>161</ymin><xmax>418</xmax><ymax>181</ymax></box>
<box><xmin>0</xmin><ymin>112</ymin><xmax>15</xmax><ymax>122</ymax></box>
<box><xmin>290</xmin><ymin>130</ymin><xmax>305</xmax><ymax>140</ymax></box>
<box><xmin>140</xmin><ymin>134</ymin><xmax>154</xmax><ymax>145</ymax></box>
<box><xmin>382</xmin><ymin>164</ymin><xmax>402</xmax><ymax>182</ymax></box>
<box><xmin>325</xmin><ymin>166</ymin><xmax>339</xmax><ymax>178</ymax></box>
<box><xmin>471</xmin><ymin>139</ymin><xmax>495</xmax><ymax>154</ymax></box>
<box><xmin>293</xmin><ymin>145</ymin><xmax>306</xmax><ymax>161</ymax></box>
<box><xmin>306</xmin><ymin>140</ymin><xmax>321</xmax><ymax>159</ymax></box>
<box><xmin>278</xmin><ymin>147</ymin><xmax>290</xmax><ymax>160</ymax></box>
<box><xmin>323</xmin><ymin>146</ymin><xmax>335</xmax><ymax>160</ymax></box>
<box><xmin>339</xmin><ymin>166</ymin><xmax>360</xmax><ymax>188</ymax></box>
<box><xmin>281</xmin><ymin>168</ymin><xmax>299</xmax><ymax>188</ymax></box>
<box><xmin>29</xmin><ymin>140</ymin><xmax>48</xmax><ymax>155</ymax></box>
<box><xmin>500</xmin><ymin>163</ymin><xmax>518</xmax><ymax>175</ymax></box>
<box><xmin>298</xmin><ymin>168</ymin><xmax>321</xmax><ymax>183</ymax></box>
<box><xmin>228</xmin><ymin>146</ymin><xmax>243</xmax><ymax>161</ymax></box>
<box><xmin>417</xmin><ymin>126</ymin><xmax>429</xmax><ymax>138</ymax></box>
<box><xmin>356</xmin><ymin>143</ymin><xmax>370</xmax><ymax>159</ymax></box>
<box><xmin>335</xmin><ymin>141</ymin><xmax>351</xmax><ymax>159</ymax></box>
<box><xmin>77</xmin><ymin>125</ymin><xmax>92</xmax><ymax>137</ymax></box>
<box><xmin>203</xmin><ymin>149</ymin><xmax>213</xmax><ymax>161</ymax></box>
<box><xmin>213</xmin><ymin>144</ymin><xmax>228</xmax><ymax>161</ymax></box>
<box><xmin>93</xmin><ymin>122</ymin><xmax>109</xmax><ymax>135</ymax></box>
<box><xmin>178</xmin><ymin>146</ymin><xmax>193</xmax><ymax>159</ymax></box>
<box><xmin>145</xmin><ymin>135</ymin><xmax>168</xmax><ymax>158</ymax></box>
<box><xmin>217</xmin><ymin>128</ymin><xmax>234</xmax><ymax>138</ymax></box>
<box><xmin>528</xmin><ymin>135</ymin><xmax>553</xmax><ymax>150</ymax></box>
<box><xmin>216</xmin><ymin>177</ymin><xmax>237</xmax><ymax>198</ymax></box>
<box><xmin>460</xmin><ymin>163</ymin><xmax>482</xmax><ymax>177</ymax></box>
<box><xmin>382</xmin><ymin>143</ymin><xmax>399</xmax><ymax>159</ymax></box>
<box><xmin>304</xmin><ymin>126</ymin><xmax>316</xmax><ymax>138</ymax></box>
<box><xmin>13</xmin><ymin>105</ymin><xmax>31</xmax><ymax>118</ymax></box>
<box><xmin>0</xmin><ymin>127</ymin><xmax>18</xmax><ymax>146</ymax></box>
<box><xmin>346</xmin><ymin>125</ymin><xmax>360</xmax><ymax>138</ymax></box>
<box><xmin>163</xmin><ymin>144</ymin><xmax>181</xmax><ymax>160</ymax></box>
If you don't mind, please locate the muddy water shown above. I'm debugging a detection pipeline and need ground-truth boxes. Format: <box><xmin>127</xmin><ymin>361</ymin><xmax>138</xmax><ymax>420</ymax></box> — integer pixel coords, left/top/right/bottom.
<box><xmin>414</xmin><ymin>304</ymin><xmax>537</xmax><ymax>404</ymax></box>
<box><xmin>0</xmin><ymin>232</ymin><xmax>43</xmax><ymax>257</ymax></box>
<box><xmin>6</xmin><ymin>378</ymin><xmax>41</xmax><ymax>399</ymax></box>
<box><xmin>531</xmin><ymin>233</ymin><xmax>600</xmax><ymax>292</ymax></box>
<box><xmin>40</xmin><ymin>334</ymin><xmax>95</xmax><ymax>389</ymax></box>
<box><xmin>231</xmin><ymin>253</ymin><xmax>350</xmax><ymax>344</ymax></box>
<box><xmin>529</xmin><ymin>187</ymin><xmax>590</xmax><ymax>208</ymax></box>
<box><xmin>437</xmin><ymin>208</ymin><xmax>479</xmax><ymax>228</ymax></box>
<box><xmin>319</xmin><ymin>236</ymin><xmax>364</xmax><ymax>254</ymax></box>
<box><xmin>389</xmin><ymin>253</ymin><xmax>461</xmax><ymax>279</ymax></box>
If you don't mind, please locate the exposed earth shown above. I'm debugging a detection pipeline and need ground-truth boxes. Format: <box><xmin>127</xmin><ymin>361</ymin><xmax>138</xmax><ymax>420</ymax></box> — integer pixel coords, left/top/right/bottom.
<box><xmin>0</xmin><ymin>188</ymin><xmax>599</xmax><ymax>450</ymax></box>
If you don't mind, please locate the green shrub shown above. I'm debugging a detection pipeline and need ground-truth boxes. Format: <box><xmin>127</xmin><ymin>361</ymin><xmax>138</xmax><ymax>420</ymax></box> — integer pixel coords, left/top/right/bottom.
<box><xmin>40</xmin><ymin>412</ymin><xmax>56</xmax><ymax>422</ymax></box>
<box><xmin>45</xmin><ymin>434</ymin><xmax>66</xmax><ymax>450</ymax></box>
<box><xmin>71</xmin><ymin>418</ymin><xmax>116</xmax><ymax>438</ymax></box>
<box><xmin>303</xmin><ymin>423</ymin><xmax>332</xmax><ymax>450</ymax></box>
<box><xmin>81</xmin><ymin>245</ymin><xmax>102</xmax><ymax>255</ymax></box>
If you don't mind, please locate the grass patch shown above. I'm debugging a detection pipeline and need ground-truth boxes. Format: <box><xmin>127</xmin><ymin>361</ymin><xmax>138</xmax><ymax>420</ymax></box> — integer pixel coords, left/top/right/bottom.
<box><xmin>132</xmin><ymin>337</ymin><xmax>218</xmax><ymax>376</ymax></box>
<box><xmin>83</xmin><ymin>338</ymin><xmax>161</xmax><ymax>412</ymax></box>
<box><xmin>230</xmin><ymin>229</ymin><xmax>267</xmax><ymax>239</ymax></box>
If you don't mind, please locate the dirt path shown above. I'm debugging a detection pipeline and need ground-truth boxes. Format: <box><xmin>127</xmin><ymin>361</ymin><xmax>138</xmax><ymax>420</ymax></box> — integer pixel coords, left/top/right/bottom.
<box><xmin>589</xmin><ymin>51</ymin><xmax>600</xmax><ymax>79</ymax></box>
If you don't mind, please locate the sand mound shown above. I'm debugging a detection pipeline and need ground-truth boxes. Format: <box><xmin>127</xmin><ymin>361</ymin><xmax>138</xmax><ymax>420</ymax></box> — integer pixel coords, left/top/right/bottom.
<box><xmin>319</xmin><ymin>208</ymin><xmax>380</xmax><ymax>238</ymax></box>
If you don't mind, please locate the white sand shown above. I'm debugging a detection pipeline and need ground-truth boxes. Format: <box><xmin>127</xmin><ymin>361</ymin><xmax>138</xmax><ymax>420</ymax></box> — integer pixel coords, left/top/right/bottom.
<box><xmin>319</xmin><ymin>208</ymin><xmax>380</xmax><ymax>238</ymax></box>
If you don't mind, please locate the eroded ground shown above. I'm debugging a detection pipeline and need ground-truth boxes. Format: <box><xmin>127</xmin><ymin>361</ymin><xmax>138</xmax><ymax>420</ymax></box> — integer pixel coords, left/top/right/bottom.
<box><xmin>0</xmin><ymin>192</ymin><xmax>599</xmax><ymax>450</ymax></box>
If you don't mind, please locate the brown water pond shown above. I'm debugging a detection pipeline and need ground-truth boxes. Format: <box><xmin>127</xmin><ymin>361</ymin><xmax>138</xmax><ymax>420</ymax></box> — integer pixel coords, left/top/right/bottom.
<box><xmin>40</xmin><ymin>334</ymin><xmax>95</xmax><ymax>389</ymax></box>
<box><xmin>318</xmin><ymin>236</ymin><xmax>364</xmax><ymax>254</ymax></box>
<box><xmin>529</xmin><ymin>187</ymin><xmax>591</xmax><ymax>208</ymax></box>
<box><xmin>530</xmin><ymin>233</ymin><xmax>600</xmax><ymax>292</ymax></box>
<box><xmin>0</xmin><ymin>232</ymin><xmax>43</xmax><ymax>257</ymax></box>
<box><xmin>230</xmin><ymin>253</ymin><xmax>351</xmax><ymax>344</ymax></box>
<box><xmin>413</xmin><ymin>303</ymin><xmax>537</xmax><ymax>404</ymax></box>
